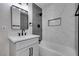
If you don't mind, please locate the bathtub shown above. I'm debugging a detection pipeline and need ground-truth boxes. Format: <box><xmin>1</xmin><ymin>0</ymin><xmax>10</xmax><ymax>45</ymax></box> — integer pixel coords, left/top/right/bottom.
<box><xmin>39</xmin><ymin>41</ymin><xmax>76</xmax><ymax>56</ymax></box>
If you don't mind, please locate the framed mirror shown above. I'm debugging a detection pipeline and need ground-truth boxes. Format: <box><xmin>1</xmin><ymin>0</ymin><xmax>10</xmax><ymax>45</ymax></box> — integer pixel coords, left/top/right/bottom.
<box><xmin>11</xmin><ymin>5</ymin><xmax>28</xmax><ymax>30</ymax></box>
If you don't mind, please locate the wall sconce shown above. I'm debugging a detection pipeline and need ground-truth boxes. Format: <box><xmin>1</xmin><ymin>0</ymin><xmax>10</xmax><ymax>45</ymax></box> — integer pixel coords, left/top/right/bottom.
<box><xmin>29</xmin><ymin>22</ymin><xmax>32</xmax><ymax>26</ymax></box>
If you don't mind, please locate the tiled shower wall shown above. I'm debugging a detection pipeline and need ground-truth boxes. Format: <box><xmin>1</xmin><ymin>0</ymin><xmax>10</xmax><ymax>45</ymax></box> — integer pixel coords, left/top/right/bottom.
<box><xmin>42</xmin><ymin>3</ymin><xmax>76</xmax><ymax>50</ymax></box>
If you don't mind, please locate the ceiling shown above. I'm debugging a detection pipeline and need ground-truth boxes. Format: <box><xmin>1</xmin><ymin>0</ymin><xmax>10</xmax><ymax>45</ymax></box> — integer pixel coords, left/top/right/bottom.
<box><xmin>35</xmin><ymin>3</ymin><xmax>52</xmax><ymax>9</ymax></box>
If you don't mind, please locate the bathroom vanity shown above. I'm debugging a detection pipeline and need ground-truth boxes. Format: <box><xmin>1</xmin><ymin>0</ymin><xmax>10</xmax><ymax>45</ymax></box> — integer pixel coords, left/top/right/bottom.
<box><xmin>9</xmin><ymin>4</ymin><xmax>39</xmax><ymax>56</ymax></box>
<box><xmin>8</xmin><ymin>34</ymin><xmax>39</xmax><ymax>56</ymax></box>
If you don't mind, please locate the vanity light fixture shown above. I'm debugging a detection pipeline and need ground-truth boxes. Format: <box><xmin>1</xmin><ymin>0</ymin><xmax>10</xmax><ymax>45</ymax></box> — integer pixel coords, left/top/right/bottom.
<box><xmin>18</xmin><ymin>3</ymin><xmax>28</xmax><ymax>6</ymax></box>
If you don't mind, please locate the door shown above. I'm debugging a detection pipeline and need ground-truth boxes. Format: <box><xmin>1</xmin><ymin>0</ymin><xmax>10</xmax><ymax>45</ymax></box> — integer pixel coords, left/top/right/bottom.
<box><xmin>32</xmin><ymin>3</ymin><xmax>42</xmax><ymax>43</ymax></box>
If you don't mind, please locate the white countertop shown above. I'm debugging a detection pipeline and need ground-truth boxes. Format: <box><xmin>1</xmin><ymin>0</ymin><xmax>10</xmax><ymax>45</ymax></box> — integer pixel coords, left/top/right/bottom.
<box><xmin>8</xmin><ymin>34</ymin><xmax>40</xmax><ymax>43</ymax></box>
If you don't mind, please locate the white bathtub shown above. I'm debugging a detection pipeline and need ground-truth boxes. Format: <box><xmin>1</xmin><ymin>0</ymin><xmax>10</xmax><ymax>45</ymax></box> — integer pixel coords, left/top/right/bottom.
<box><xmin>39</xmin><ymin>41</ymin><xmax>76</xmax><ymax>56</ymax></box>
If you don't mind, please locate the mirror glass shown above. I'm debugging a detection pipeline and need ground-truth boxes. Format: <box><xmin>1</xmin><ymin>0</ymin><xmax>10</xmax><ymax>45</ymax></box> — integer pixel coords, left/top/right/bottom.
<box><xmin>11</xmin><ymin>5</ymin><xmax>28</xmax><ymax>30</ymax></box>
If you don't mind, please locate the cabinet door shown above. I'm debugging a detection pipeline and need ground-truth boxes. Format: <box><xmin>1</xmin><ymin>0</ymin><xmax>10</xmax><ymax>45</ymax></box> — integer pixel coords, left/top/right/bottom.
<box><xmin>29</xmin><ymin>43</ymin><xmax>39</xmax><ymax>56</ymax></box>
<box><xmin>16</xmin><ymin>48</ymin><xmax>29</xmax><ymax>56</ymax></box>
<box><xmin>33</xmin><ymin>43</ymin><xmax>39</xmax><ymax>56</ymax></box>
<box><xmin>16</xmin><ymin>43</ymin><xmax>39</xmax><ymax>56</ymax></box>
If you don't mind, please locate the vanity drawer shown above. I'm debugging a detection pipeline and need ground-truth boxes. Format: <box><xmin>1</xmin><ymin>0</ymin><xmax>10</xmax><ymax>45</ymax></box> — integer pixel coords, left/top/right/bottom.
<box><xmin>16</xmin><ymin>38</ymin><xmax>38</xmax><ymax>50</ymax></box>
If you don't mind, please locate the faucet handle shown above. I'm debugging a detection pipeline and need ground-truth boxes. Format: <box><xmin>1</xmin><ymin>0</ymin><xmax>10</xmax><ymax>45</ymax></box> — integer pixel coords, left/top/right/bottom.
<box><xmin>25</xmin><ymin>32</ymin><xmax>26</xmax><ymax>35</ymax></box>
<box><xmin>18</xmin><ymin>33</ymin><xmax>20</xmax><ymax>36</ymax></box>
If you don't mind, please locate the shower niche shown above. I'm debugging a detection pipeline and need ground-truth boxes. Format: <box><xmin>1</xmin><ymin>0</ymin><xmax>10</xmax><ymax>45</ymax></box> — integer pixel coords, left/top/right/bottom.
<box><xmin>11</xmin><ymin>5</ymin><xmax>28</xmax><ymax>30</ymax></box>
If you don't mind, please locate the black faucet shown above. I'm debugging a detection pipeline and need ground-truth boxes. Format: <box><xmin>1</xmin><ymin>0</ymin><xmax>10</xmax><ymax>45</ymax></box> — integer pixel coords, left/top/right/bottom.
<box><xmin>21</xmin><ymin>29</ymin><xmax>25</xmax><ymax>36</ymax></box>
<box><xmin>18</xmin><ymin>29</ymin><xmax>26</xmax><ymax>36</ymax></box>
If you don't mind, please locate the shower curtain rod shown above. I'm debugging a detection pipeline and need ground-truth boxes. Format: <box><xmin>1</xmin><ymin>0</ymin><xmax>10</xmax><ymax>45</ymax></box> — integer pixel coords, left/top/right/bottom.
<box><xmin>75</xmin><ymin>4</ymin><xmax>79</xmax><ymax>16</ymax></box>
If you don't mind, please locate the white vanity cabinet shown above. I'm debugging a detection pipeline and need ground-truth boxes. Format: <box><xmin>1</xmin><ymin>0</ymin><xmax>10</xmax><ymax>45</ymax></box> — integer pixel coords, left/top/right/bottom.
<box><xmin>9</xmin><ymin>35</ymin><xmax>39</xmax><ymax>56</ymax></box>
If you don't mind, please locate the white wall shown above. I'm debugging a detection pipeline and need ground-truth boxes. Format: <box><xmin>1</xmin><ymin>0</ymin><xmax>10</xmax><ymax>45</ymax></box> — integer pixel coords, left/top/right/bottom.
<box><xmin>0</xmin><ymin>3</ymin><xmax>32</xmax><ymax>55</ymax></box>
<box><xmin>42</xmin><ymin>3</ymin><xmax>76</xmax><ymax>49</ymax></box>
